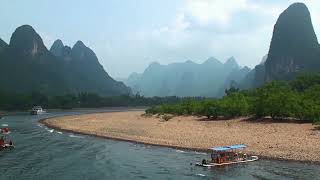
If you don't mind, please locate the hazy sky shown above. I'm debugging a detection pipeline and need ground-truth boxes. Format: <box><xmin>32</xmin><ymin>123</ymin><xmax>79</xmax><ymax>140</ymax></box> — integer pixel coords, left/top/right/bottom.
<box><xmin>0</xmin><ymin>0</ymin><xmax>319</xmax><ymax>78</ymax></box>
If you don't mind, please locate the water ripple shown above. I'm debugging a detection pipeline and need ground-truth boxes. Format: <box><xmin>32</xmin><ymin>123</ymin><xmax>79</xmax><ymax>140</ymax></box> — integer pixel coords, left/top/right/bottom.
<box><xmin>0</xmin><ymin>112</ymin><xmax>319</xmax><ymax>180</ymax></box>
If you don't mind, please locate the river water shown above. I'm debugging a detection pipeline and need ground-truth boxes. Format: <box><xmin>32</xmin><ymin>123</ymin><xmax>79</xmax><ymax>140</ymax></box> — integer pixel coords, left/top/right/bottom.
<box><xmin>0</xmin><ymin>110</ymin><xmax>319</xmax><ymax>180</ymax></box>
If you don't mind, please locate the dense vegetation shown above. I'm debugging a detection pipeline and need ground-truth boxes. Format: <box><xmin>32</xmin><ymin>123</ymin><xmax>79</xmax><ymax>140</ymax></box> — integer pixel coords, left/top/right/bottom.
<box><xmin>0</xmin><ymin>91</ymin><xmax>203</xmax><ymax>111</ymax></box>
<box><xmin>146</xmin><ymin>74</ymin><xmax>320</xmax><ymax>124</ymax></box>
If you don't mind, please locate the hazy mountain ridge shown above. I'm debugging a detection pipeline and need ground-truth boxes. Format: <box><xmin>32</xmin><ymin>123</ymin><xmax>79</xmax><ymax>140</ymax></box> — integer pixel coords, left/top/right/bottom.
<box><xmin>0</xmin><ymin>25</ymin><xmax>130</xmax><ymax>96</ymax></box>
<box><xmin>49</xmin><ymin>39</ymin><xmax>64</xmax><ymax>57</ymax></box>
<box><xmin>1</xmin><ymin>3</ymin><xmax>319</xmax><ymax>97</ymax></box>
<box><xmin>126</xmin><ymin>57</ymin><xmax>250</xmax><ymax>97</ymax></box>
<box><xmin>127</xmin><ymin>3</ymin><xmax>320</xmax><ymax>97</ymax></box>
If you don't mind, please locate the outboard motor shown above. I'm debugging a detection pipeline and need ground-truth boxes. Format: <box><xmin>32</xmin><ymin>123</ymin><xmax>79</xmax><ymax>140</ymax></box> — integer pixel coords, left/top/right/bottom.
<box><xmin>202</xmin><ymin>159</ymin><xmax>207</xmax><ymax>165</ymax></box>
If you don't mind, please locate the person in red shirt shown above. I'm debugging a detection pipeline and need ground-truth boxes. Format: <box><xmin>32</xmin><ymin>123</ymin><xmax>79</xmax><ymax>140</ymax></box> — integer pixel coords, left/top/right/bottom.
<box><xmin>0</xmin><ymin>137</ymin><xmax>5</xmax><ymax>146</ymax></box>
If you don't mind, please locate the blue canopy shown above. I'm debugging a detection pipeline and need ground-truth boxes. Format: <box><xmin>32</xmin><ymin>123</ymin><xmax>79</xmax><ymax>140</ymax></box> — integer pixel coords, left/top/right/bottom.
<box><xmin>210</xmin><ymin>144</ymin><xmax>247</xmax><ymax>151</ymax></box>
<box><xmin>229</xmin><ymin>144</ymin><xmax>247</xmax><ymax>149</ymax></box>
<box><xmin>211</xmin><ymin>147</ymin><xmax>231</xmax><ymax>151</ymax></box>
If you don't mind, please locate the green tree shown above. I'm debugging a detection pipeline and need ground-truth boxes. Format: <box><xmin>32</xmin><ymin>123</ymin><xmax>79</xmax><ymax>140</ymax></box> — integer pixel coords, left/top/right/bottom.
<box><xmin>290</xmin><ymin>73</ymin><xmax>320</xmax><ymax>92</ymax></box>
<box><xmin>296</xmin><ymin>85</ymin><xmax>320</xmax><ymax>123</ymax></box>
<box><xmin>219</xmin><ymin>92</ymin><xmax>250</xmax><ymax>118</ymax></box>
<box><xmin>254</xmin><ymin>81</ymin><xmax>299</xmax><ymax>120</ymax></box>
<box><xmin>197</xmin><ymin>100</ymin><xmax>220</xmax><ymax>119</ymax></box>
<box><xmin>225</xmin><ymin>86</ymin><xmax>240</xmax><ymax>96</ymax></box>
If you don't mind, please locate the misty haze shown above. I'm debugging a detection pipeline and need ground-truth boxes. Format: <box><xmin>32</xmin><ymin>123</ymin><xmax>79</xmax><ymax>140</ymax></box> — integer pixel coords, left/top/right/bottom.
<box><xmin>0</xmin><ymin>1</ymin><xmax>320</xmax><ymax>180</ymax></box>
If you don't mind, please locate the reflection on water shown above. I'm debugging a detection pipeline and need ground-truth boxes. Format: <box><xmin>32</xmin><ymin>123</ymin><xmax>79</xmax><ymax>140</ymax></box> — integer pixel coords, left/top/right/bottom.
<box><xmin>0</xmin><ymin>111</ymin><xmax>319</xmax><ymax>180</ymax></box>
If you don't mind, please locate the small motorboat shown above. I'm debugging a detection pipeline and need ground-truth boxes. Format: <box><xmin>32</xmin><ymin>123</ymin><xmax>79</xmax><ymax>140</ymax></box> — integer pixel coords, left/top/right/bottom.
<box><xmin>30</xmin><ymin>106</ymin><xmax>46</xmax><ymax>115</ymax></box>
<box><xmin>195</xmin><ymin>144</ymin><xmax>258</xmax><ymax>167</ymax></box>
<box><xmin>0</xmin><ymin>134</ymin><xmax>14</xmax><ymax>151</ymax></box>
<box><xmin>0</xmin><ymin>143</ymin><xmax>14</xmax><ymax>150</ymax></box>
<box><xmin>0</xmin><ymin>112</ymin><xmax>7</xmax><ymax>119</ymax></box>
<box><xmin>0</xmin><ymin>127</ymin><xmax>10</xmax><ymax>134</ymax></box>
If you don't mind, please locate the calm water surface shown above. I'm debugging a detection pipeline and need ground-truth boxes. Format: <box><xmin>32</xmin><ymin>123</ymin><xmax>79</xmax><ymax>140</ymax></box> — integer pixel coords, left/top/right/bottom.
<box><xmin>0</xmin><ymin>110</ymin><xmax>319</xmax><ymax>180</ymax></box>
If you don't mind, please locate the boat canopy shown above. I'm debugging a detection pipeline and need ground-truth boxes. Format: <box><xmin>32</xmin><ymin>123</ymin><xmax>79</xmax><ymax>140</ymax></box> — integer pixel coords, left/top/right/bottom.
<box><xmin>210</xmin><ymin>144</ymin><xmax>247</xmax><ymax>151</ymax></box>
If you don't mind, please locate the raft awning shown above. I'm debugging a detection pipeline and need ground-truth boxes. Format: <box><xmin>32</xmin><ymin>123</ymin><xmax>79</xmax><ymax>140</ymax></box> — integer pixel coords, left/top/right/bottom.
<box><xmin>210</xmin><ymin>144</ymin><xmax>247</xmax><ymax>151</ymax></box>
<box><xmin>229</xmin><ymin>144</ymin><xmax>247</xmax><ymax>149</ymax></box>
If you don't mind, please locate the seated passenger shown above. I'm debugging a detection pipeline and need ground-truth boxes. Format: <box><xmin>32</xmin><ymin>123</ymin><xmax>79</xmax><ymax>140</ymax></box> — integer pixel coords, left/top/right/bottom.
<box><xmin>0</xmin><ymin>137</ymin><xmax>4</xmax><ymax>146</ymax></box>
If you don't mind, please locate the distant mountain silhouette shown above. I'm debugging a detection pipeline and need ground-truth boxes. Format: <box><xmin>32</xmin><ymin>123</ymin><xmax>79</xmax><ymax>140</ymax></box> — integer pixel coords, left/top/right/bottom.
<box><xmin>50</xmin><ymin>39</ymin><xmax>64</xmax><ymax>57</ymax></box>
<box><xmin>3</xmin><ymin>2</ymin><xmax>319</xmax><ymax>97</ymax></box>
<box><xmin>0</xmin><ymin>25</ymin><xmax>130</xmax><ymax>96</ymax></box>
<box><xmin>9</xmin><ymin>25</ymin><xmax>48</xmax><ymax>58</ymax></box>
<box><xmin>126</xmin><ymin>72</ymin><xmax>142</xmax><ymax>88</ymax></box>
<box><xmin>239</xmin><ymin>3</ymin><xmax>320</xmax><ymax>88</ymax></box>
<box><xmin>125</xmin><ymin>57</ymin><xmax>249</xmax><ymax>97</ymax></box>
<box><xmin>239</xmin><ymin>55</ymin><xmax>266</xmax><ymax>89</ymax></box>
<box><xmin>0</xmin><ymin>38</ymin><xmax>8</xmax><ymax>53</ymax></box>
<box><xmin>224</xmin><ymin>57</ymin><xmax>239</xmax><ymax>71</ymax></box>
<box><xmin>264</xmin><ymin>3</ymin><xmax>320</xmax><ymax>82</ymax></box>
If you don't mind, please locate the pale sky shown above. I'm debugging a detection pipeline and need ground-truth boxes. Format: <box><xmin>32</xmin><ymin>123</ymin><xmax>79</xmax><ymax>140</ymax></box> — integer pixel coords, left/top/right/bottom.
<box><xmin>0</xmin><ymin>0</ymin><xmax>319</xmax><ymax>78</ymax></box>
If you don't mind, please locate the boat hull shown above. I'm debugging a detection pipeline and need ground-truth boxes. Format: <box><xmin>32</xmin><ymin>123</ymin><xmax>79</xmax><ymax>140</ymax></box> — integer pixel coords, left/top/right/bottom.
<box><xmin>196</xmin><ymin>156</ymin><xmax>259</xmax><ymax>167</ymax></box>
<box><xmin>0</xmin><ymin>144</ymin><xmax>14</xmax><ymax>151</ymax></box>
<box><xmin>30</xmin><ymin>110</ymin><xmax>46</xmax><ymax>115</ymax></box>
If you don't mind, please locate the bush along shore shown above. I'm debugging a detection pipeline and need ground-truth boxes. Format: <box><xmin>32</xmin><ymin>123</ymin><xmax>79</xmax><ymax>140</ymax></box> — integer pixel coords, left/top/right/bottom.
<box><xmin>146</xmin><ymin>73</ymin><xmax>320</xmax><ymax>125</ymax></box>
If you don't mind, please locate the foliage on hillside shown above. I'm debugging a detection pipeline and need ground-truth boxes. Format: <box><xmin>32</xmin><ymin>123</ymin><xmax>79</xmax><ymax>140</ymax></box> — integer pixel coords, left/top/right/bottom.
<box><xmin>146</xmin><ymin>74</ymin><xmax>320</xmax><ymax>124</ymax></box>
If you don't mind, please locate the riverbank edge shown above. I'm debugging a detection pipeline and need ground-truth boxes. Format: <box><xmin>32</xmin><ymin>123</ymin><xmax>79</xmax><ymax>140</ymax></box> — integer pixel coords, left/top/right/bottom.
<box><xmin>39</xmin><ymin>113</ymin><xmax>320</xmax><ymax>165</ymax></box>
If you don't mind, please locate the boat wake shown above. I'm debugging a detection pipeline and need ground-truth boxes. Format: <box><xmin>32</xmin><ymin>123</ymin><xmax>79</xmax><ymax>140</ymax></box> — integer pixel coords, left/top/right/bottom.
<box><xmin>48</xmin><ymin>129</ymin><xmax>54</xmax><ymax>133</ymax></box>
<box><xmin>69</xmin><ymin>134</ymin><xmax>83</xmax><ymax>138</ymax></box>
<box><xmin>194</xmin><ymin>152</ymin><xmax>207</xmax><ymax>155</ymax></box>
<box><xmin>196</xmin><ymin>173</ymin><xmax>206</xmax><ymax>177</ymax></box>
<box><xmin>176</xmin><ymin>150</ymin><xmax>185</xmax><ymax>153</ymax></box>
<box><xmin>1</xmin><ymin>124</ymin><xmax>8</xmax><ymax>127</ymax></box>
<box><xmin>56</xmin><ymin>131</ymin><xmax>63</xmax><ymax>134</ymax></box>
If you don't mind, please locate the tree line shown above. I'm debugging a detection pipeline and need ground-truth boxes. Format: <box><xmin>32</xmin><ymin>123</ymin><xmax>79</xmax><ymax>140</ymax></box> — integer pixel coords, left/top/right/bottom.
<box><xmin>146</xmin><ymin>74</ymin><xmax>320</xmax><ymax>124</ymax></box>
<box><xmin>0</xmin><ymin>92</ymin><xmax>203</xmax><ymax>111</ymax></box>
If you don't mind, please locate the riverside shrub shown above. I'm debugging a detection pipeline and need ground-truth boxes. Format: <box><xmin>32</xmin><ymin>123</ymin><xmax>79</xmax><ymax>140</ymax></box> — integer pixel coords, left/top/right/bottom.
<box><xmin>145</xmin><ymin>74</ymin><xmax>320</xmax><ymax>124</ymax></box>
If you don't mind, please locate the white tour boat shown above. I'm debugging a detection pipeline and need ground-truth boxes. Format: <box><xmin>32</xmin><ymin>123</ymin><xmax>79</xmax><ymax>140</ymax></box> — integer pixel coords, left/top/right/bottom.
<box><xmin>30</xmin><ymin>106</ymin><xmax>46</xmax><ymax>115</ymax></box>
<box><xmin>196</xmin><ymin>144</ymin><xmax>258</xmax><ymax>167</ymax></box>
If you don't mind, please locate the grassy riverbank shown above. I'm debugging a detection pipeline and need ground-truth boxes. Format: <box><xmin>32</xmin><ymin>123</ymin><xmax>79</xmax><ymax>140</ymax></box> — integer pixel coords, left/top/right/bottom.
<box><xmin>42</xmin><ymin>111</ymin><xmax>320</xmax><ymax>163</ymax></box>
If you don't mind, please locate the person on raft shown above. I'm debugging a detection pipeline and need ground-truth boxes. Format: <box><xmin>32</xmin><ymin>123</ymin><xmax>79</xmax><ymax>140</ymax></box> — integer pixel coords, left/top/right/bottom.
<box><xmin>0</xmin><ymin>137</ymin><xmax>5</xmax><ymax>147</ymax></box>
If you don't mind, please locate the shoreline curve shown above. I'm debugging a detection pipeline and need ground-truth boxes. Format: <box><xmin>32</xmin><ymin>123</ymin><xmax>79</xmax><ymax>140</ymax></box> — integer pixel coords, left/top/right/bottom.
<box><xmin>39</xmin><ymin>111</ymin><xmax>320</xmax><ymax>165</ymax></box>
